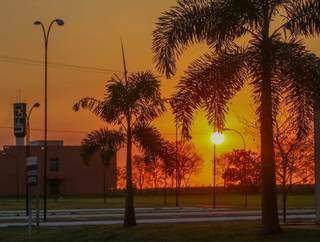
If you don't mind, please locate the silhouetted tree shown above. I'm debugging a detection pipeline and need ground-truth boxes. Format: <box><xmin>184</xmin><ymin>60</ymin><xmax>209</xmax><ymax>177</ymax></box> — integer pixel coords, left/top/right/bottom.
<box><xmin>174</xmin><ymin>141</ymin><xmax>203</xmax><ymax>188</ymax></box>
<box><xmin>217</xmin><ymin>154</ymin><xmax>232</xmax><ymax>189</ymax></box>
<box><xmin>74</xmin><ymin>71</ymin><xmax>166</xmax><ymax>227</ymax></box>
<box><xmin>117</xmin><ymin>167</ymin><xmax>127</xmax><ymax>190</ymax></box>
<box><xmin>237</xmin><ymin>107</ymin><xmax>316</xmax><ymax>221</ymax></box>
<box><xmin>220</xmin><ymin>150</ymin><xmax>260</xmax><ymax>188</ymax></box>
<box><xmin>274</xmin><ymin>114</ymin><xmax>314</xmax><ymax>222</ymax></box>
<box><xmin>219</xmin><ymin>149</ymin><xmax>260</xmax><ymax>207</ymax></box>
<box><xmin>153</xmin><ymin>0</ymin><xmax>320</xmax><ymax>234</ymax></box>
<box><xmin>133</xmin><ymin>155</ymin><xmax>147</xmax><ymax>194</ymax></box>
<box><xmin>80</xmin><ymin>129</ymin><xmax>124</xmax><ymax>203</ymax></box>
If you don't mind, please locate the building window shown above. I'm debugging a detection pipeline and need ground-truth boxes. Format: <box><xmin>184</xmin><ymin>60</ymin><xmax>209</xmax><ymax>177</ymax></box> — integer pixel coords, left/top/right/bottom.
<box><xmin>50</xmin><ymin>157</ymin><xmax>60</xmax><ymax>172</ymax></box>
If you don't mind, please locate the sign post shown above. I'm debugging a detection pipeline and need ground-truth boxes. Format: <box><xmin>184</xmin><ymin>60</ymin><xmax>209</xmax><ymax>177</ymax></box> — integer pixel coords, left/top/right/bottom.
<box><xmin>26</xmin><ymin>156</ymin><xmax>38</xmax><ymax>236</ymax></box>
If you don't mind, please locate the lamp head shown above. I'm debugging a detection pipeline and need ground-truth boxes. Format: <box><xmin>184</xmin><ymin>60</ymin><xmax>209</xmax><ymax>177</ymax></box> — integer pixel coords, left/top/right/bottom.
<box><xmin>55</xmin><ymin>19</ymin><xmax>64</xmax><ymax>26</ymax></box>
<box><xmin>210</xmin><ymin>132</ymin><xmax>225</xmax><ymax>145</ymax></box>
<box><xmin>33</xmin><ymin>102</ymin><xmax>40</xmax><ymax>108</ymax></box>
<box><xmin>33</xmin><ymin>21</ymin><xmax>41</xmax><ymax>25</ymax></box>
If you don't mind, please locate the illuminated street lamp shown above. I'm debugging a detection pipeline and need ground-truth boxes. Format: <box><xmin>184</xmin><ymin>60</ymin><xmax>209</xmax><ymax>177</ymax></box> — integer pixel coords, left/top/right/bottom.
<box><xmin>210</xmin><ymin>131</ymin><xmax>224</xmax><ymax>209</ymax></box>
<box><xmin>211</xmin><ymin>132</ymin><xmax>225</xmax><ymax>145</ymax></box>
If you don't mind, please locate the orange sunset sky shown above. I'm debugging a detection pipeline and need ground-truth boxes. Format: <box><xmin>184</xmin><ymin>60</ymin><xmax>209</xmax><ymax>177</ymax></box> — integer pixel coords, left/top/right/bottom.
<box><xmin>1</xmin><ymin>0</ymin><xmax>319</xmax><ymax>185</ymax></box>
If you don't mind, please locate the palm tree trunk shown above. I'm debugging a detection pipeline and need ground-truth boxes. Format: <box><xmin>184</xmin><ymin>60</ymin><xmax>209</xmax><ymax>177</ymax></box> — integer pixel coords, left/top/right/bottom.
<box><xmin>164</xmin><ymin>169</ymin><xmax>167</xmax><ymax>205</ymax></box>
<box><xmin>314</xmin><ymin>103</ymin><xmax>320</xmax><ymax>222</ymax></box>
<box><xmin>260</xmin><ymin>16</ymin><xmax>281</xmax><ymax>233</ymax></box>
<box><xmin>282</xmin><ymin>188</ymin><xmax>287</xmax><ymax>223</ymax></box>
<box><xmin>124</xmin><ymin>124</ymin><xmax>136</xmax><ymax>227</ymax></box>
<box><xmin>103</xmin><ymin>165</ymin><xmax>106</xmax><ymax>204</ymax></box>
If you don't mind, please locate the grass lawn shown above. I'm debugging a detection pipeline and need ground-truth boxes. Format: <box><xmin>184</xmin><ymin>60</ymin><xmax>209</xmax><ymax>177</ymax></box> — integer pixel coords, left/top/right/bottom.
<box><xmin>0</xmin><ymin>193</ymin><xmax>315</xmax><ymax>210</ymax></box>
<box><xmin>0</xmin><ymin>223</ymin><xmax>319</xmax><ymax>242</ymax></box>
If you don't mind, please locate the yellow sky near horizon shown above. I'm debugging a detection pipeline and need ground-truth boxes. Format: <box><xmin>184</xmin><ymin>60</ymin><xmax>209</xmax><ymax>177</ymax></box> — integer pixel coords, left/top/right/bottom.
<box><xmin>0</xmin><ymin>0</ymin><xmax>319</xmax><ymax>185</ymax></box>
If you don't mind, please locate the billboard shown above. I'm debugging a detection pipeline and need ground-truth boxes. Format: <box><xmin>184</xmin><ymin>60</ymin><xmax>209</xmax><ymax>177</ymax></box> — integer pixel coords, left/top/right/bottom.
<box><xmin>13</xmin><ymin>103</ymin><xmax>27</xmax><ymax>138</ymax></box>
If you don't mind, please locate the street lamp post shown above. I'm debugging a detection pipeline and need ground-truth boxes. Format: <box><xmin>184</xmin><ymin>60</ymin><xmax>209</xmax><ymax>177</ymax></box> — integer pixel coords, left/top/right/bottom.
<box><xmin>167</xmin><ymin>98</ymin><xmax>180</xmax><ymax>208</ymax></box>
<box><xmin>25</xmin><ymin>102</ymin><xmax>40</xmax><ymax>215</ymax></box>
<box><xmin>33</xmin><ymin>19</ymin><xmax>64</xmax><ymax>221</ymax></box>
<box><xmin>210</xmin><ymin>132</ymin><xmax>224</xmax><ymax>209</ymax></box>
<box><xmin>223</xmin><ymin>128</ymin><xmax>247</xmax><ymax>208</ymax></box>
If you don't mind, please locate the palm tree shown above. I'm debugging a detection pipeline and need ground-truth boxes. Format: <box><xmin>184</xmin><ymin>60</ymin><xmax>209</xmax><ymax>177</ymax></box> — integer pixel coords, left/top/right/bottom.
<box><xmin>74</xmin><ymin>71</ymin><xmax>166</xmax><ymax>227</ymax></box>
<box><xmin>152</xmin><ymin>0</ymin><xmax>320</xmax><ymax>234</ymax></box>
<box><xmin>80</xmin><ymin>128</ymin><xmax>124</xmax><ymax>203</ymax></box>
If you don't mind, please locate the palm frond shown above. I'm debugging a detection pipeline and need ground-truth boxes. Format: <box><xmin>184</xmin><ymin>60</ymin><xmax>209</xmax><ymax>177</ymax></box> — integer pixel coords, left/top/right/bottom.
<box><xmin>132</xmin><ymin>123</ymin><xmax>168</xmax><ymax>161</ymax></box>
<box><xmin>274</xmin><ymin>39</ymin><xmax>320</xmax><ymax>138</ymax></box>
<box><xmin>73</xmin><ymin>97</ymin><xmax>105</xmax><ymax>118</ymax></box>
<box><xmin>284</xmin><ymin>0</ymin><xmax>320</xmax><ymax>36</ymax></box>
<box><xmin>172</xmin><ymin>46</ymin><xmax>247</xmax><ymax>139</ymax></box>
<box><xmin>81</xmin><ymin>128</ymin><xmax>125</xmax><ymax>166</ymax></box>
<box><xmin>128</xmin><ymin>71</ymin><xmax>167</xmax><ymax>123</ymax></box>
<box><xmin>152</xmin><ymin>0</ymin><xmax>260</xmax><ymax>78</ymax></box>
<box><xmin>102</xmin><ymin>76</ymin><xmax>128</xmax><ymax>124</ymax></box>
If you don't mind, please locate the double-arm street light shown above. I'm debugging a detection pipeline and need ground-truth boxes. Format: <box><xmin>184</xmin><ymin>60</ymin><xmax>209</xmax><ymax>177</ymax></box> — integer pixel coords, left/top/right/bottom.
<box><xmin>33</xmin><ymin>19</ymin><xmax>64</xmax><ymax>221</ymax></box>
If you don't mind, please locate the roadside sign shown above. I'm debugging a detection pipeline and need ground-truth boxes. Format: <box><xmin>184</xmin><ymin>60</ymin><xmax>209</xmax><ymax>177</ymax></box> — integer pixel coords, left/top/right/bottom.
<box><xmin>26</xmin><ymin>156</ymin><xmax>38</xmax><ymax>186</ymax></box>
<box><xmin>27</xmin><ymin>157</ymin><xmax>37</xmax><ymax>166</ymax></box>
<box><xmin>13</xmin><ymin>103</ymin><xmax>26</xmax><ymax>138</ymax></box>
<box><xmin>28</xmin><ymin>176</ymin><xmax>37</xmax><ymax>184</ymax></box>
<box><xmin>26</xmin><ymin>156</ymin><xmax>39</xmax><ymax>237</ymax></box>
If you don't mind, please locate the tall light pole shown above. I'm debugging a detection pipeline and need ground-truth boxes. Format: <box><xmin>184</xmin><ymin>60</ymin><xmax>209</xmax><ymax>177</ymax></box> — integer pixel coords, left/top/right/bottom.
<box><xmin>210</xmin><ymin>132</ymin><xmax>224</xmax><ymax>209</ymax></box>
<box><xmin>167</xmin><ymin>98</ymin><xmax>180</xmax><ymax>207</ymax></box>
<box><xmin>25</xmin><ymin>102</ymin><xmax>40</xmax><ymax>215</ymax></box>
<box><xmin>223</xmin><ymin>128</ymin><xmax>247</xmax><ymax>208</ymax></box>
<box><xmin>33</xmin><ymin>19</ymin><xmax>64</xmax><ymax>221</ymax></box>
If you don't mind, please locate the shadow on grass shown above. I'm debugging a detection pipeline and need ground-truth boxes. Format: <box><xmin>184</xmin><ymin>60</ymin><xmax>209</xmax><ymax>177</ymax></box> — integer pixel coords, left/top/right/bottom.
<box><xmin>0</xmin><ymin>222</ymin><xmax>319</xmax><ymax>242</ymax></box>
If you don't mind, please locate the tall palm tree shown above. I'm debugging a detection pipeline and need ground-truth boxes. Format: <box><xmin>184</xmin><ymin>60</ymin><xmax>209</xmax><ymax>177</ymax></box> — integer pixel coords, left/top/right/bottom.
<box><xmin>80</xmin><ymin>128</ymin><xmax>124</xmax><ymax>203</ymax></box>
<box><xmin>74</xmin><ymin>71</ymin><xmax>166</xmax><ymax>227</ymax></box>
<box><xmin>152</xmin><ymin>0</ymin><xmax>320</xmax><ymax>234</ymax></box>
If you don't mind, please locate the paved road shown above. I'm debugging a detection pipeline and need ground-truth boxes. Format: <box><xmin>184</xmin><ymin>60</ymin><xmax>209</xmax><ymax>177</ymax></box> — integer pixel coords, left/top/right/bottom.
<box><xmin>0</xmin><ymin>208</ymin><xmax>316</xmax><ymax>228</ymax></box>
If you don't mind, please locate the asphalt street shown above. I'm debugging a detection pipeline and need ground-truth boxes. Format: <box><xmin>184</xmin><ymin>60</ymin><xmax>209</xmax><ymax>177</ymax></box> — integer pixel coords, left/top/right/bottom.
<box><xmin>0</xmin><ymin>207</ymin><xmax>316</xmax><ymax>228</ymax></box>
